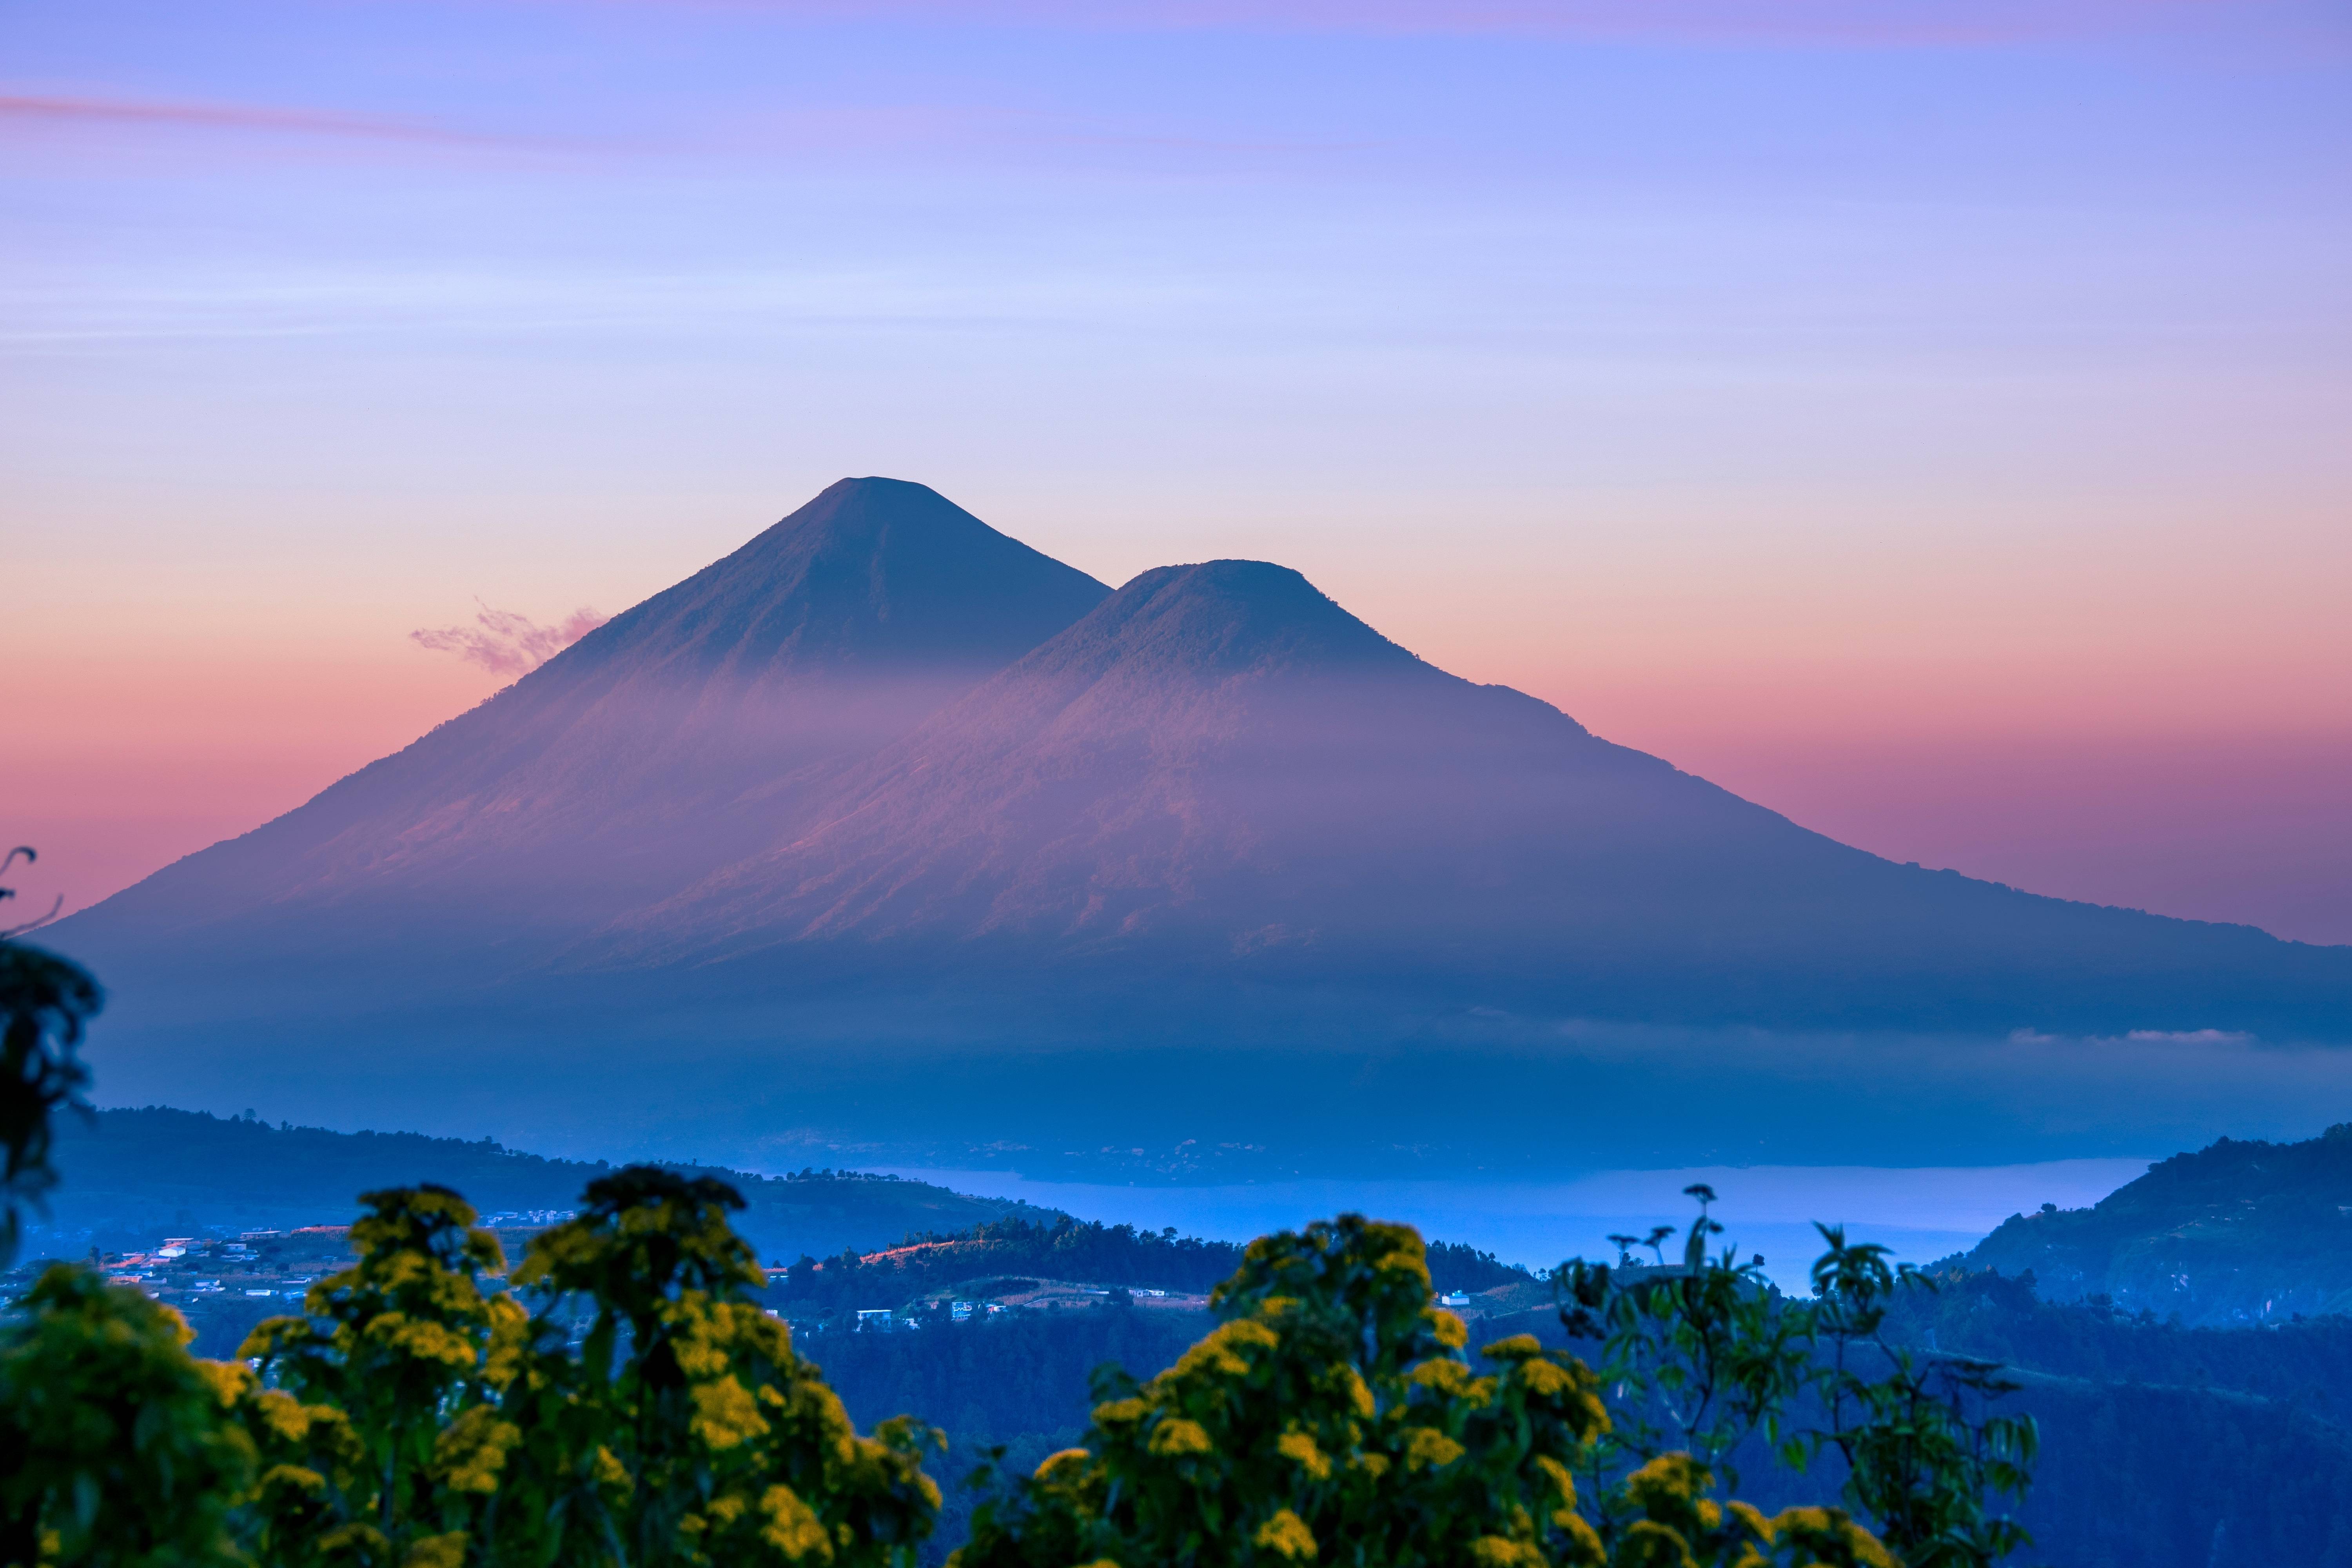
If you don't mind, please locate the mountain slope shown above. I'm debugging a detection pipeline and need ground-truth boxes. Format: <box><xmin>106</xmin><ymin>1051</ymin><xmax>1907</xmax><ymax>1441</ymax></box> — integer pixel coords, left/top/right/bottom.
<box><xmin>57</xmin><ymin>478</ymin><xmax>1109</xmax><ymax>982</ymax></box>
<box><xmin>586</xmin><ymin>557</ymin><xmax>2352</xmax><ymax>1036</ymax></box>
<box><xmin>601</xmin><ymin>558</ymin><xmax>1798</xmax><ymax>963</ymax></box>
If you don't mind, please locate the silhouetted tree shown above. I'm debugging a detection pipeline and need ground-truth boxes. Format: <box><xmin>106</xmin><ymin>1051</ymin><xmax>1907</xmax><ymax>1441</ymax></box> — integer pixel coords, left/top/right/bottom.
<box><xmin>0</xmin><ymin>846</ymin><xmax>101</xmax><ymax>1262</ymax></box>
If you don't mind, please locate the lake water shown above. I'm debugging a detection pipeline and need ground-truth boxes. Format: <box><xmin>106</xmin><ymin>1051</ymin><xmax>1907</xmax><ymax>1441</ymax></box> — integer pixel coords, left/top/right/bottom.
<box><xmin>875</xmin><ymin>1159</ymin><xmax>2153</xmax><ymax>1290</ymax></box>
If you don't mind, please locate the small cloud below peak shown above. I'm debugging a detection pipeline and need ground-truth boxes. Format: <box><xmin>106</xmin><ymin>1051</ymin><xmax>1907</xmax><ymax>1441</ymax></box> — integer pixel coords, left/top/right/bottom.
<box><xmin>412</xmin><ymin>602</ymin><xmax>608</xmax><ymax>677</ymax></box>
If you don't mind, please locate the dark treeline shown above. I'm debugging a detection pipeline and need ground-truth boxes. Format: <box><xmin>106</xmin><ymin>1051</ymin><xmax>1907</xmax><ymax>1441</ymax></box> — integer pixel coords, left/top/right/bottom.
<box><xmin>1695</xmin><ymin>1267</ymin><xmax>2352</xmax><ymax>1568</ymax></box>
<box><xmin>766</xmin><ymin>1215</ymin><xmax>1532</xmax><ymax>1316</ymax></box>
<box><xmin>769</xmin><ymin>1216</ymin><xmax>1240</xmax><ymax>1315</ymax></box>
<box><xmin>1886</xmin><ymin>1268</ymin><xmax>2352</xmax><ymax>1565</ymax></box>
<box><xmin>815</xmin><ymin>1300</ymin><xmax>1203</xmax><ymax>1447</ymax></box>
<box><xmin>814</xmin><ymin>1301</ymin><xmax>1209</xmax><ymax>1567</ymax></box>
<box><xmin>1482</xmin><ymin>1267</ymin><xmax>2352</xmax><ymax>1568</ymax></box>
<box><xmin>1889</xmin><ymin>1266</ymin><xmax>2352</xmax><ymax>1419</ymax></box>
<box><xmin>1425</xmin><ymin>1237</ymin><xmax>1536</xmax><ymax>1292</ymax></box>
<box><xmin>2019</xmin><ymin>1378</ymin><xmax>2352</xmax><ymax>1566</ymax></box>
<box><xmin>799</xmin><ymin>1258</ymin><xmax>2352</xmax><ymax>1568</ymax></box>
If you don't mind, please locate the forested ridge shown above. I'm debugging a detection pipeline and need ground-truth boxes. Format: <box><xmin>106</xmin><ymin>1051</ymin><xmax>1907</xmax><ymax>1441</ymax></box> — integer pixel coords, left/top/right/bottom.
<box><xmin>1967</xmin><ymin>1122</ymin><xmax>2352</xmax><ymax>1325</ymax></box>
<box><xmin>768</xmin><ymin>1216</ymin><xmax>1532</xmax><ymax>1318</ymax></box>
<box><xmin>1875</xmin><ymin>1266</ymin><xmax>2352</xmax><ymax>1563</ymax></box>
<box><xmin>35</xmin><ymin>1105</ymin><xmax>1056</xmax><ymax>1262</ymax></box>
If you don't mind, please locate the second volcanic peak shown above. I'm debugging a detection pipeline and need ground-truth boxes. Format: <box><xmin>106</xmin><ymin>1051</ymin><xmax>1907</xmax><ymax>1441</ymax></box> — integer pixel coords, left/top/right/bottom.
<box><xmin>1047</xmin><ymin>557</ymin><xmax>1419</xmax><ymax>678</ymax></box>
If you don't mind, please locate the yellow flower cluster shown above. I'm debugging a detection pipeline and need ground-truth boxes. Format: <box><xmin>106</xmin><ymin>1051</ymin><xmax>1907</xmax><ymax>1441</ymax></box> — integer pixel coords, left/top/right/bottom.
<box><xmin>760</xmin><ymin>1483</ymin><xmax>834</xmax><ymax>1563</ymax></box>
<box><xmin>1147</xmin><ymin>1417</ymin><xmax>1214</xmax><ymax>1457</ymax></box>
<box><xmin>1472</xmin><ymin>1535</ymin><xmax>1549</xmax><ymax>1568</ymax></box>
<box><xmin>402</xmin><ymin>1530</ymin><xmax>470</xmax><ymax>1568</ymax></box>
<box><xmin>83</xmin><ymin>1181</ymin><xmax>1937</xmax><ymax>1568</ymax></box>
<box><xmin>1277</xmin><ymin>1428</ymin><xmax>1333</xmax><ymax>1480</ymax></box>
<box><xmin>433</xmin><ymin>1406</ymin><xmax>522</xmax><ymax>1494</ymax></box>
<box><xmin>1757</xmin><ymin>1506</ymin><xmax>1896</xmax><ymax>1568</ymax></box>
<box><xmin>953</xmin><ymin>1216</ymin><xmax>1640</xmax><ymax>1568</ymax></box>
<box><xmin>1403</xmin><ymin>1426</ymin><xmax>1466</xmax><ymax>1472</ymax></box>
<box><xmin>1254</xmin><ymin>1508</ymin><xmax>1318</xmax><ymax>1561</ymax></box>
<box><xmin>691</xmin><ymin>1370</ymin><xmax>771</xmax><ymax>1450</ymax></box>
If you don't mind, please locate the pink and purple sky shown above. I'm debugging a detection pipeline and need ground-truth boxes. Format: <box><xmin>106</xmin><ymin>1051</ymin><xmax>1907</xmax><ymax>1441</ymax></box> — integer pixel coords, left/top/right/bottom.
<box><xmin>6</xmin><ymin>0</ymin><xmax>2348</xmax><ymax>942</ymax></box>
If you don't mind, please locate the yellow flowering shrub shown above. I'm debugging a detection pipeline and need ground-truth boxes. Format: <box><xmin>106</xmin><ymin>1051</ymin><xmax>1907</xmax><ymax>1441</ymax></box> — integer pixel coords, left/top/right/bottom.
<box><xmin>6</xmin><ymin>1160</ymin><xmax>2006</xmax><ymax>1568</ymax></box>
<box><xmin>0</xmin><ymin>1169</ymin><xmax>941</xmax><ymax>1568</ymax></box>
<box><xmin>955</xmin><ymin>1214</ymin><xmax>1614</xmax><ymax>1568</ymax></box>
<box><xmin>493</xmin><ymin>1165</ymin><xmax>941</xmax><ymax>1568</ymax></box>
<box><xmin>953</xmin><ymin>1214</ymin><xmax>1904</xmax><ymax>1568</ymax></box>
<box><xmin>0</xmin><ymin>1264</ymin><xmax>254</xmax><ymax>1566</ymax></box>
<box><xmin>231</xmin><ymin>1184</ymin><xmax>512</xmax><ymax>1566</ymax></box>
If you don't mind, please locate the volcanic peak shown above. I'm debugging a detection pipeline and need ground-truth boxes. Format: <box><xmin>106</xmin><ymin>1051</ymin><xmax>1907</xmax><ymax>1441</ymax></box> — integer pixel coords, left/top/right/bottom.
<box><xmin>1021</xmin><ymin>558</ymin><xmax>1428</xmax><ymax>690</ymax></box>
<box><xmin>568</xmin><ymin>476</ymin><xmax>1111</xmax><ymax>682</ymax></box>
<box><xmin>48</xmin><ymin>477</ymin><xmax>1111</xmax><ymax>950</ymax></box>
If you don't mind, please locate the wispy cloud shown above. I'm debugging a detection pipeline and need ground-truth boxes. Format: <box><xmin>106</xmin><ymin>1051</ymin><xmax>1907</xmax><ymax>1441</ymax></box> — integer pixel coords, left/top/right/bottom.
<box><xmin>412</xmin><ymin>603</ymin><xmax>610</xmax><ymax>677</ymax></box>
<box><xmin>0</xmin><ymin>93</ymin><xmax>532</xmax><ymax>149</ymax></box>
<box><xmin>2010</xmin><ymin>1027</ymin><xmax>2259</xmax><ymax>1048</ymax></box>
<box><xmin>2125</xmin><ymin>1028</ymin><xmax>2258</xmax><ymax>1046</ymax></box>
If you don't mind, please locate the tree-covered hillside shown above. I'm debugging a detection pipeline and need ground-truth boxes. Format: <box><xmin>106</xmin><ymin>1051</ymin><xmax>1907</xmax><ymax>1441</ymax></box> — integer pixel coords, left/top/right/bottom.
<box><xmin>1965</xmin><ymin>1122</ymin><xmax>2352</xmax><ymax>1325</ymax></box>
<box><xmin>768</xmin><ymin>1215</ymin><xmax>1532</xmax><ymax>1318</ymax></box>
<box><xmin>1884</xmin><ymin>1267</ymin><xmax>2352</xmax><ymax>1564</ymax></box>
<box><xmin>38</xmin><ymin>1105</ymin><xmax>1057</xmax><ymax>1263</ymax></box>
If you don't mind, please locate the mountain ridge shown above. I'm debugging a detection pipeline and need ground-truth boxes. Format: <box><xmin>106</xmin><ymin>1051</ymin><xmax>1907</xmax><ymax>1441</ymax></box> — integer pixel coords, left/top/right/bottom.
<box><xmin>551</xmin><ymin>538</ymin><xmax>2348</xmax><ymax>1039</ymax></box>
<box><xmin>59</xmin><ymin>478</ymin><xmax>1109</xmax><ymax>974</ymax></box>
<box><xmin>1964</xmin><ymin>1123</ymin><xmax>2352</xmax><ymax>1326</ymax></box>
<box><xmin>43</xmin><ymin>477</ymin><xmax>2352</xmax><ymax>1165</ymax></box>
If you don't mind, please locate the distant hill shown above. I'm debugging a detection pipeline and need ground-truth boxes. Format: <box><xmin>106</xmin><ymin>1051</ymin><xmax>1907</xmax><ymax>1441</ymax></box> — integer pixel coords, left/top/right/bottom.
<box><xmin>766</xmin><ymin>1217</ymin><xmax>1531</xmax><ymax>1318</ymax></box>
<box><xmin>45</xmin><ymin>476</ymin><xmax>2352</xmax><ymax>1165</ymax></box>
<box><xmin>33</xmin><ymin>1106</ymin><xmax>1056</xmax><ymax>1264</ymax></box>
<box><xmin>1868</xmin><ymin>1266</ymin><xmax>2352</xmax><ymax>1566</ymax></box>
<box><xmin>1964</xmin><ymin>1123</ymin><xmax>2352</xmax><ymax>1325</ymax></box>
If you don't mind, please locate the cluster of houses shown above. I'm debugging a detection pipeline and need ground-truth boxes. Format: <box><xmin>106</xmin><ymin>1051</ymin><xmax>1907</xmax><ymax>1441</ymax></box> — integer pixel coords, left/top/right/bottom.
<box><xmin>60</xmin><ymin>1226</ymin><xmax>356</xmax><ymax>1308</ymax></box>
<box><xmin>826</xmin><ymin>1283</ymin><xmax>1194</xmax><ymax>1333</ymax></box>
<box><xmin>851</xmin><ymin>1300</ymin><xmax>1015</xmax><ymax>1330</ymax></box>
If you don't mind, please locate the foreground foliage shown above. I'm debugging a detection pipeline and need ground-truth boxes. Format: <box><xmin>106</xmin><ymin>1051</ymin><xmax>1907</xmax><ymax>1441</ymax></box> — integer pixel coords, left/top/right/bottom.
<box><xmin>0</xmin><ymin>846</ymin><xmax>101</xmax><ymax>1263</ymax></box>
<box><xmin>0</xmin><ymin>1263</ymin><xmax>250</xmax><ymax>1566</ymax></box>
<box><xmin>2</xmin><ymin>1179</ymin><xmax>2038</xmax><ymax>1568</ymax></box>
<box><xmin>954</xmin><ymin>1209</ymin><xmax>2014</xmax><ymax>1568</ymax></box>
<box><xmin>3</xmin><ymin>1171</ymin><xmax>942</xmax><ymax>1568</ymax></box>
<box><xmin>1559</xmin><ymin>1190</ymin><xmax>2034</xmax><ymax>1567</ymax></box>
